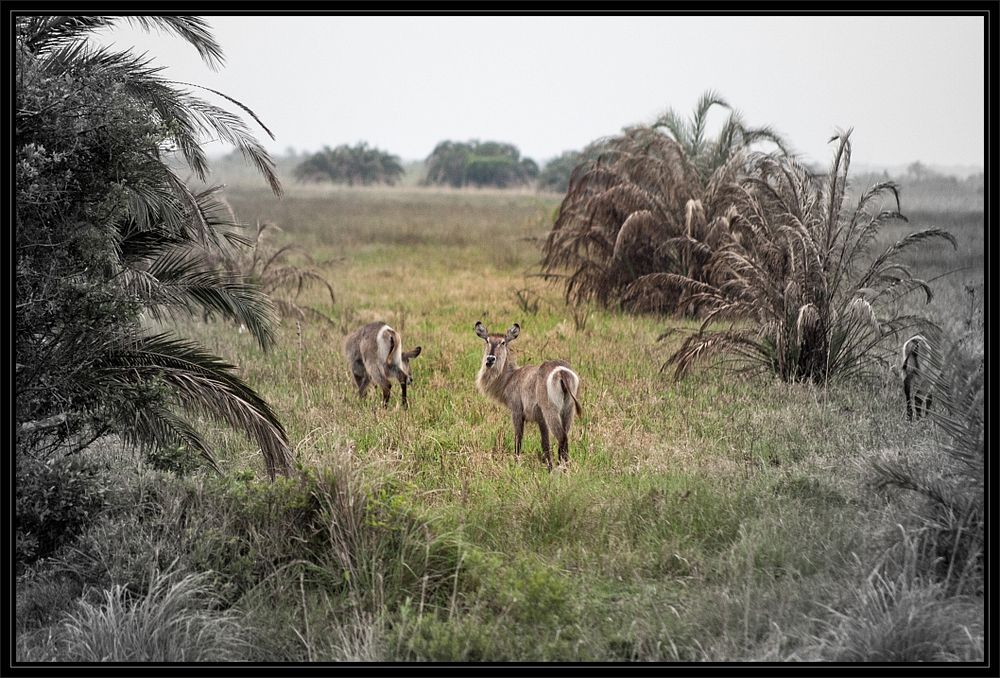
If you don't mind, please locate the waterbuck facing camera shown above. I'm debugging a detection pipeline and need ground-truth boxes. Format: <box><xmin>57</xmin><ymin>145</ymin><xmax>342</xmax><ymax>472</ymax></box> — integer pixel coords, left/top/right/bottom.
<box><xmin>474</xmin><ymin>321</ymin><xmax>582</xmax><ymax>471</ymax></box>
<box><xmin>344</xmin><ymin>322</ymin><xmax>422</xmax><ymax>409</ymax></box>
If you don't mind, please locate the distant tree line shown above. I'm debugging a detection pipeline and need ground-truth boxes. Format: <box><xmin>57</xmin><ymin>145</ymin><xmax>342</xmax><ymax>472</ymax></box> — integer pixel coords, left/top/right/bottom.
<box><xmin>282</xmin><ymin>139</ymin><xmax>981</xmax><ymax>197</ymax></box>
<box><xmin>536</xmin><ymin>142</ymin><xmax>610</xmax><ymax>193</ymax></box>
<box><xmin>294</xmin><ymin>142</ymin><xmax>404</xmax><ymax>186</ymax></box>
<box><xmin>423</xmin><ymin>140</ymin><xmax>539</xmax><ymax>188</ymax></box>
<box><xmin>287</xmin><ymin>138</ymin><xmax>612</xmax><ymax>192</ymax></box>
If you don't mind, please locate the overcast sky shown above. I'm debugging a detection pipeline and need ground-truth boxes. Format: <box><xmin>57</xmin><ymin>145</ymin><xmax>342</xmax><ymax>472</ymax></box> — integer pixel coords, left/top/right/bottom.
<box><xmin>95</xmin><ymin>15</ymin><xmax>985</xmax><ymax>170</ymax></box>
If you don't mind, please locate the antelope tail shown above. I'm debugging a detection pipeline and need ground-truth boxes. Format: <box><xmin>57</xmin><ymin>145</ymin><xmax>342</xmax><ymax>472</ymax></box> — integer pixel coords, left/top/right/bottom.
<box><xmin>559</xmin><ymin>371</ymin><xmax>583</xmax><ymax>417</ymax></box>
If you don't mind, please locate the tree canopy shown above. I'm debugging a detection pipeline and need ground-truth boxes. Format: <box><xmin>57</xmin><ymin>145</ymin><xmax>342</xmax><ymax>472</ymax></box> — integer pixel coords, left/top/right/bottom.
<box><xmin>537</xmin><ymin>143</ymin><xmax>609</xmax><ymax>194</ymax></box>
<box><xmin>294</xmin><ymin>142</ymin><xmax>404</xmax><ymax>186</ymax></box>
<box><xmin>423</xmin><ymin>140</ymin><xmax>538</xmax><ymax>188</ymax></box>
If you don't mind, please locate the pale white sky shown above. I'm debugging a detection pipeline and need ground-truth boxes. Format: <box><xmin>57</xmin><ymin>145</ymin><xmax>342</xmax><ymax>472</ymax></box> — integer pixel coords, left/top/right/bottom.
<box><xmin>95</xmin><ymin>15</ymin><xmax>985</xmax><ymax>170</ymax></box>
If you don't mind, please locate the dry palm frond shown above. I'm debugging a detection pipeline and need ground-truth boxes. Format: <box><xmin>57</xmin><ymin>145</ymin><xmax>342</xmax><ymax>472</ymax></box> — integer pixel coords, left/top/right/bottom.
<box><xmin>857</xmin><ymin>228</ymin><xmax>957</xmax><ymax>292</ymax></box>
<box><xmin>612</xmin><ymin>210</ymin><xmax>661</xmax><ymax>260</ymax></box>
<box><xmin>783</xmin><ymin>280</ymin><xmax>801</xmax><ymax>310</ymax></box>
<box><xmin>542</xmin><ymin>93</ymin><xmax>784</xmax><ymax>316</ymax></box>
<box><xmin>662</xmin><ymin>329</ymin><xmax>764</xmax><ymax>380</ymax></box>
<box><xmin>795</xmin><ymin>303</ymin><xmax>821</xmax><ymax>346</ymax></box>
<box><xmin>846</xmin><ymin>296</ymin><xmax>881</xmax><ymax>336</ymax></box>
<box><xmin>661</xmin><ymin>129</ymin><xmax>956</xmax><ymax>384</ymax></box>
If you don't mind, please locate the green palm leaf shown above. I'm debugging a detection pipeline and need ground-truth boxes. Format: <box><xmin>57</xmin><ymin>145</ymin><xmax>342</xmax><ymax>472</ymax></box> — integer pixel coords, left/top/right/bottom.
<box><xmin>98</xmin><ymin>333</ymin><xmax>293</xmax><ymax>479</ymax></box>
<box><xmin>139</xmin><ymin>248</ymin><xmax>278</xmax><ymax>350</ymax></box>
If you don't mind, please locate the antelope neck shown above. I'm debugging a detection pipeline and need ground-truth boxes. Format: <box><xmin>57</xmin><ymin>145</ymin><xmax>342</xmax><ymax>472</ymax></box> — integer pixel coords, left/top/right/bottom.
<box><xmin>479</xmin><ymin>355</ymin><xmax>518</xmax><ymax>402</ymax></box>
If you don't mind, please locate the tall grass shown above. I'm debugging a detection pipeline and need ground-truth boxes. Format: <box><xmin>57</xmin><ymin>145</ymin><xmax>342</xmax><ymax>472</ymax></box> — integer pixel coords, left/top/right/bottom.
<box><xmin>18</xmin><ymin>568</ymin><xmax>252</xmax><ymax>662</ymax></box>
<box><xmin>805</xmin><ymin>556</ymin><xmax>984</xmax><ymax>662</ymax></box>
<box><xmin>871</xmin><ymin>335</ymin><xmax>984</xmax><ymax>593</ymax></box>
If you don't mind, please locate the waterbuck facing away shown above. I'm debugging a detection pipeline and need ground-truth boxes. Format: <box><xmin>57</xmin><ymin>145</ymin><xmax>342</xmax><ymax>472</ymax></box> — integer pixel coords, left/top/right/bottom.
<box><xmin>901</xmin><ymin>334</ymin><xmax>934</xmax><ymax>421</ymax></box>
<box><xmin>344</xmin><ymin>322</ymin><xmax>421</xmax><ymax>408</ymax></box>
<box><xmin>474</xmin><ymin>321</ymin><xmax>582</xmax><ymax>470</ymax></box>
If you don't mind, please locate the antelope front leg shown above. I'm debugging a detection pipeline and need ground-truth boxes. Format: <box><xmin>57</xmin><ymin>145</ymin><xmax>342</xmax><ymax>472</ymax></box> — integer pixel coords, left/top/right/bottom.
<box><xmin>539</xmin><ymin>420</ymin><xmax>552</xmax><ymax>471</ymax></box>
<box><xmin>381</xmin><ymin>384</ymin><xmax>392</xmax><ymax>408</ymax></box>
<box><xmin>401</xmin><ymin>382</ymin><xmax>408</xmax><ymax>409</ymax></box>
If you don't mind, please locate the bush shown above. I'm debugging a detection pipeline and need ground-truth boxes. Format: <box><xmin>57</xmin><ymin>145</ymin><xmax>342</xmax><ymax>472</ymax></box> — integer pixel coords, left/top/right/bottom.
<box><xmin>293</xmin><ymin>142</ymin><xmax>403</xmax><ymax>186</ymax></box>
<box><xmin>15</xmin><ymin>454</ymin><xmax>107</xmax><ymax>572</ymax></box>
<box><xmin>423</xmin><ymin>140</ymin><xmax>538</xmax><ymax>188</ymax></box>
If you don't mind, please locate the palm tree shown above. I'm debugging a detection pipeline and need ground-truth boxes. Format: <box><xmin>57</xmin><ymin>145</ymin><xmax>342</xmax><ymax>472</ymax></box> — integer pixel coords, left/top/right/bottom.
<box><xmin>16</xmin><ymin>16</ymin><xmax>293</xmax><ymax>478</ymax></box>
<box><xmin>653</xmin><ymin>90</ymin><xmax>787</xmax><ymax>181</ymax></box>
<box><xmin>663</xmin><ymin>130</ymin><xmax>957</xmax><ymax>385</ymax></box>
<box><xmin>541</xmin><ymin>91</ymin><xmax>787</xmax><ymax>316</ymax></box>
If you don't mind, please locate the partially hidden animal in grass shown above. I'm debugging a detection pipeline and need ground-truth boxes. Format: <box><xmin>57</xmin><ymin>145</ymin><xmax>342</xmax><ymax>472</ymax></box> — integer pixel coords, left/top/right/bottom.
<box><xmin>901</xmin><ymin>334</ymin><xmax>934</xmax><ymax>421</ymax></box>
<box><xmin>474</xmin><ymin>321</ymin><xmax>582</xmax><ymax>470</ymax></box>
<box><xmin>344</xmin><ymin>322</ymin><xmax>421</xmax><ymax>408</ymax></box>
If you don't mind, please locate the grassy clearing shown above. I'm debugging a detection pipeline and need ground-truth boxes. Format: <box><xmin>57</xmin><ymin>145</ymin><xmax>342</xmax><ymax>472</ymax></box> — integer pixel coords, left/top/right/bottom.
<box><xmin>18</xmin><ymin>182</ymin><xmax>983</xmax><ymax>662</ymax></box>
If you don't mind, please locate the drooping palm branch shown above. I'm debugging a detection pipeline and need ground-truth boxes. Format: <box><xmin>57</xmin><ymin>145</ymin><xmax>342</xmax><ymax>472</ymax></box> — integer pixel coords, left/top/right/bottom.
<box><xmin>97</xmin><ymin>333</ymin><xmax>292</xmax><ymax>479</ymax></box>
<box><xmin>663</xmin><ymin>130</ymin><xmax>957</xmax><ymax>384</ymax></box>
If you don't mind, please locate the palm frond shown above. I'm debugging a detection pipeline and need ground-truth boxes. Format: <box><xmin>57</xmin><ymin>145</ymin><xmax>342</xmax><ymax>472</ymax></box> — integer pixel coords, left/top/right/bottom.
<box><xmin>139</xmin><ymin>247</ymin><xmax>278</xmax><ymax>349</ymax></box>
<box><xmin>18</xmin><ymin>16</ymin><xmax>115</xmax><ymax>53</ymax></box>
<box><xmin>663</xmin><ymin>329</ymin><xmax>762</xmax><ymax>380</ymax></box>
<box><xmin>122</xmin><ymin>16</ymin><xmax>224</xmax><ymax>69</ymax></box>
<box><xmin>99</xmin><ymin>333</ymin><xmax>293</xmax><ymax>479</ymax></box>
<box><xmin>123</xmin><ymin>401</ymin><xmax>221</xmax><ymax>473</ymax></box>
<box><xmin>179</xmin><ymin>94</ymin><xmax>282</xmax><ymax>196</ymax></box>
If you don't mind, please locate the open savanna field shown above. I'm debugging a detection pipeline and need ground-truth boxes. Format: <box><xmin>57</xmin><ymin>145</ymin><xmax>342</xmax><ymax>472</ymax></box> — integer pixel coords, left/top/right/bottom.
<box><xmin>18</xmin><ymin>182</ymin><xmax>984</xmax><ymax>663</ymax></box>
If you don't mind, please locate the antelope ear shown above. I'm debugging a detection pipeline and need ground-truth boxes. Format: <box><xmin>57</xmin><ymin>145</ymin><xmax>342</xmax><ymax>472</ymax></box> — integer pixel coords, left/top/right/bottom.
<box><xmin>505</xmin><ymin>323</ymin><xmax>521</xmax><ymax>342</ymax></box>
<box><xmin>405</xmin><ymin>346</ymin><xmax>422</xmax><ymax>360</ymax></box>
<box><xmin>475</xmin><ymin>322</ymin><xmax>489</xmax><ymax>340</ymax></box>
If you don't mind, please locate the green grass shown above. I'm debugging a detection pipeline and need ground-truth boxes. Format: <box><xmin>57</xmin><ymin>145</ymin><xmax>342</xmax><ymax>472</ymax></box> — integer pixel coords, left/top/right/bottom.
<box><xmin>17</xmin><ymin>183</ymin><xmax>983</xmax><ymax>662</ymax></box>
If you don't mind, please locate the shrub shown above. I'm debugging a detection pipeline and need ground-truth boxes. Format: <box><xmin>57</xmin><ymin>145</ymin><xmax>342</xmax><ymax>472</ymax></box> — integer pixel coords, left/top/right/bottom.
<box><xmin>204</xmin><ymin>218</ymin><xmax>336</xmax><ymax>324</ymax></box>
<box><xmin>15</xmin><ymin>454</ymin><xmax>107</xmax><ymax>572</ymax></box>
